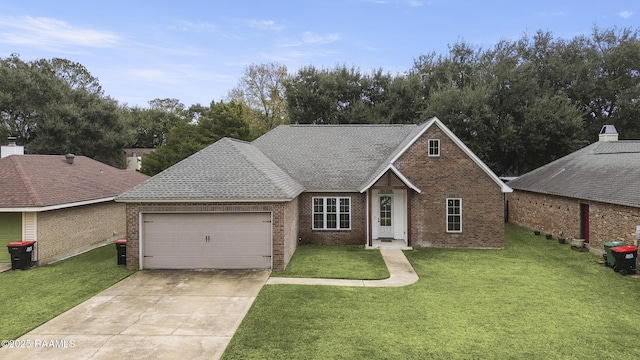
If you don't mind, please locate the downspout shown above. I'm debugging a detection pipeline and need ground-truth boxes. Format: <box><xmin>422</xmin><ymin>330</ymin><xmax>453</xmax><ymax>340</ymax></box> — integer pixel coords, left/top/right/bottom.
<box><xmin>367</xmin><ymin>189</ymin><xmax>373</xmax><ymax>247</ymax></box>
<box><xmin>407</xmin><ymin>189</ymin><xmax>412</xmax><ymax>247</ymax></box>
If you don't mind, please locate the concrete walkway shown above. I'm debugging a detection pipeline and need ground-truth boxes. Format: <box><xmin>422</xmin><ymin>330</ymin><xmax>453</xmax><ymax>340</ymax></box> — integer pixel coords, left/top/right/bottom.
<box><xmin>0</xmin><ymin>263</ymin><xmax>11</xmax><ymax>272</ymax></box>
<box><xmin>266</xmin><ymin>249</ymin><xmax>419</xmax><ymax>287</ymax></box>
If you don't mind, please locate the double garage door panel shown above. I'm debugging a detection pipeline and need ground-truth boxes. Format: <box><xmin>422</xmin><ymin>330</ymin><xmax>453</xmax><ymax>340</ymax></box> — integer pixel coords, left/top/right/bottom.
<box><xmin>143</xmin><ymin>213</ymin><xmax>271</xmax><ymax>269</ymax></box>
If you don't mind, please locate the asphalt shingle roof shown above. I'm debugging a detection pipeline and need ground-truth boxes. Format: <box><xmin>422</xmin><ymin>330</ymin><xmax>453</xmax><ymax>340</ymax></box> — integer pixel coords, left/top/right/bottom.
<box><xmin>508</xmin><ymin>140</ymin><xmax>640</xmax><ymax>208</ymax></box>
<box><xmin>253</xmin><ymin>124</ymin><xmax>417</xmax><ymax>190</ymax></box>
<box><xmin>0</xmin><ymin>155</ymin><xmax>149</xmax><ymax>208</ymax></box>
<box><xmin>118</xmin><ymin>119</ymin><xmax>509</xmax><ymax>202</ymax></box>
<box><xmin>118</xmin><ymin>138</ymin><xmax>304</xmax><ymax>201</ymax></box>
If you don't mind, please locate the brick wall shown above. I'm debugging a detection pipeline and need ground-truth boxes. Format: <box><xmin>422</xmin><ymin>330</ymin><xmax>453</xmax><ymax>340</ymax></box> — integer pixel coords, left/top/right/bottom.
<box><xmin>124</xmin><ymin>201</ymin><xmax>297</xmax><ymax>271</ymax></box>
<box><xmin>297</xmin><ymin>192</ymin><xmax>367</xmax><ymax>245</ymax></box>
<box><xmin>394</xmin><ymin>125</ymin><xmax>505</xmax><ymax>248</ymax></box>
<box><xmin>509</xmin><ymin>190</ymin><xmax>640</xmax><ymax>249</ymax></box>
<box><xmin>37</xmin><ymin>201</ymin><xmax>125</xmax><ymax>264</ymax></box>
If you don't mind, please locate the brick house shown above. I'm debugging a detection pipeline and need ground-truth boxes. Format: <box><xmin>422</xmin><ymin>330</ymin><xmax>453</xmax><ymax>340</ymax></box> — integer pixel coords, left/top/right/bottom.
<box><xmin>508</xmin><ymin>125</ymin><xmax>640</xmax><ymax>251</ymax></box>
<box><xmin>123</xmin><ymin>148</ymin><xmax>156</xmax><ymax>171</ymax></box>
<box><xmin>0</xmin><ymin>153</ymin><xmax>148</xmax><ymax>265</ymax></box>
<box><xmin>117</xmin><ymin>117</ymin><xmax>511</xmax><ymax>271</ymax></box>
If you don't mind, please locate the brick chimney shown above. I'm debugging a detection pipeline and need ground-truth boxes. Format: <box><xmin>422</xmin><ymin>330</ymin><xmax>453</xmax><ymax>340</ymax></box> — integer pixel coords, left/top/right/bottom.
<box><xmin>599</xmin><ymin>125</ymin><xmax>619</xmax><ymax>142</ymax></box>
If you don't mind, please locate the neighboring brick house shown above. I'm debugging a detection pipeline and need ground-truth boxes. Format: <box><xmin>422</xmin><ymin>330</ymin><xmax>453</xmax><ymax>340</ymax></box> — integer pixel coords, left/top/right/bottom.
<box><xmin>123</xmin><ymin>148</ymin><xmax>155</xmax><ymax>171</ymax></box>
<box><xmin>118</xmin><ymin>117</ymin><xmax>511</xmax><ymax>271</ymax></box>
<box><xmin>508</xmin><ymin>125</ymin><xmax>640</xmax><ymax>251</ymax></box>
<box><xmin>0</xmin><ymin>154</ymin><xmax>149</xmax><ymax>265</ymax></box>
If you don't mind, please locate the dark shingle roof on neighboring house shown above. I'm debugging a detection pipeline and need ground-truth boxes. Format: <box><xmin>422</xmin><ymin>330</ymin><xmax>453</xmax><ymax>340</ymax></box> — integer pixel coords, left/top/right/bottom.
<box><xmin>0</xmin><ymin>155</ymin><xmax>149</xmax><ymax>209</ymax></box>
<box><xmin>118</xmin><ymin>138</ymin><xmax>304</xmax><ymax>201</ymax></box>
<box><xmin>508</xmin><ymin>140</ymin><xmax>640</xmax><ymax>208</ymax></box>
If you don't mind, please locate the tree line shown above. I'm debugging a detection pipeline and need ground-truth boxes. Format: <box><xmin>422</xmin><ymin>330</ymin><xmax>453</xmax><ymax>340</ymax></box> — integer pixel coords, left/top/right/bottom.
<box><xmin>1</xmin><ymin>26</ymin><xmax>638</xmax><ymax>176</ymax></box>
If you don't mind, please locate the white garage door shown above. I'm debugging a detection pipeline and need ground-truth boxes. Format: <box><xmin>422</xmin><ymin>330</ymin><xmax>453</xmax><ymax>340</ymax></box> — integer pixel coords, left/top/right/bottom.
<box><xmin>142</xmin><ymin>212</ymin><xmax>272</xmax><ymax>269</ymax></box>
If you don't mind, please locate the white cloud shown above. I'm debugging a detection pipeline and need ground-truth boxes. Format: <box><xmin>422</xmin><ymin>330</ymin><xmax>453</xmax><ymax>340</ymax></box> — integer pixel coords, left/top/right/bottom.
<box><xmin>0</xmin><ymin>16</ymin><xmax>120</xmax><ymax>49</ymax></box>
<box><xmin>278</xmin><ymin>31</ymin><xmax>340</xmax><ymax>48</ymax></box>
<box><xmin>168</xmin><ymin>20</ymin><xmax>217</xmax><ymax>33</ymax></box>
<box><xmin>260</xmin><ymin>48</ymin><xmax>338</xmax><ymax>64</ymax></box>
<box><xmin>301</xmin><ymin>31</ymin><xmax>340</xmax><ymax>45</ymax></box>
<box><xmin>142</xmin><ymin>44</ymin><xmax>205</xmax><ymax>57</ymax></box>
<box><xmin>248</xmin><ymin>19</ymin><xmax>283</xmax><ymax>31</ymax></box>
<box><xmin>619</xmin><ymin>11</ymin><xmax>633</xmax><ymax>19</ymax></box>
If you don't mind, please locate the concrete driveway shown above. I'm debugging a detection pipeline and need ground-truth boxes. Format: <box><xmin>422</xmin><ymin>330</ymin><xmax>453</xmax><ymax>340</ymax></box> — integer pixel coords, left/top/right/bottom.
<box><xmin>0</xmin><ymin>270</ymin><xmax>269</xmax><ymax>360</ymax></box>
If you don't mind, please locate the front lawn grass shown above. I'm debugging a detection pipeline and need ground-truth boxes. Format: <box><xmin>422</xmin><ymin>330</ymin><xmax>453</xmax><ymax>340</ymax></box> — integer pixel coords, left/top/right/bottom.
<box><xmin>270</xmin><ymin>244</ymin><xmax>389</xmax><ymax>280</ymax></box>
<box><xmin>223</xmin><ymin>224</ymin><xmax>640</xmax><ymax>359</ymax></box>
<box><xmin>0</xmin><ymin>244</ymin><xmax>135</xmax><ymax>340</ymax></box>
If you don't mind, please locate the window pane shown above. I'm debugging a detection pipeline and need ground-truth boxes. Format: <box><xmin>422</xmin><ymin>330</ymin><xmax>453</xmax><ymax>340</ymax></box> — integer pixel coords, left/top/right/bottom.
<box><xmin>327</xmin><ymin>198</ymin><xmax>336</xmax><ymax>213</ymax></box>
<box><xmin>313</xmin><ymin>198</ymin><xmax>323</xmax><ymax>213</ymax></box>
<box><xmin>340</xmin><ymin>213</ymin><xmax>350</xmax><ymax>229</ymax></box>
<box><xmin>327</xmin><ymin>214</ymin><xmax>337</xmax><ymax>228</ymax></box>
<box><xmin>313</xmin><ymin>198</ymin><xmax>324</xmax><ymax>229</ymax></box>
<box><xmin>339</xmin><ymin>198</ymin><xmax>350</xmax><ymax>229</ymax></box>
<box><xmin>313</xmin><ymin>197</ymin><xmax>351</xmax><ymax>230</ymax></box>
<box><xmin>314</xmin><ymin>213</ymin><xmax>324</xmax><ymax>229</ymax></box>
<box><xmin>340</xmin><ymin>198</ymin><xmax>349</xmax><ymax>212</ymax></box>
<box><xmin>446</xmin><ymin>198</ymin><xmax>461</xmax><ymax>232</ymax></box>
<box><xmin>429</xmin><ymin>139</ymin><xmax>440</xmax><ymax>156</ymax></box>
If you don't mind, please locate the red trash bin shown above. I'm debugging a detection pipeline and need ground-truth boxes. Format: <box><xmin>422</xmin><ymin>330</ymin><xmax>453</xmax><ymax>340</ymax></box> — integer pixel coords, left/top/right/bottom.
<box><xmin>6</xmin><ymin>241</ymin><xmax>36</xmax><ymax>270</ymax></box>
<box><xmin>610</xmin><ymin>245</ymin><xmax>638</xmax><ymax>275</ymax></box>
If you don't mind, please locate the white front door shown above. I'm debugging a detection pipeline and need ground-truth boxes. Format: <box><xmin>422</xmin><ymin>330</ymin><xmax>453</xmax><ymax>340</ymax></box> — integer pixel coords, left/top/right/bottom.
<box><xmin>378</xmin><ymin>195</ymin><xmax>393</xmax><ymax>238</ymax></box>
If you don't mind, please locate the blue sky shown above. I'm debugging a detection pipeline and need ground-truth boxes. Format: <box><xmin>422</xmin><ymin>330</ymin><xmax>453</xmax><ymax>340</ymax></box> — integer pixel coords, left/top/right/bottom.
<box><xmin>0</xmin><ymin>1</ymin><xmax>637</xmax><ymax>108</ymax></box>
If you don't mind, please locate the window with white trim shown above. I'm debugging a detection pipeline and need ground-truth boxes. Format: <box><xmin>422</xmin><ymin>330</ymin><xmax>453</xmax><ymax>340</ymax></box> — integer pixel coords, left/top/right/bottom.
<box><xmin>428</xmin><ymin>139</ymin><xmax>440</xmax><ymax>157</ymax></box>
<box><xmin>446</xmin><ymin>198</ymin><xmax>462</xmax><ymax>232</ymax></box>
<box><xmin>313</xmin><ymin>197</ymin><xmax>351</xmax><ymax>230</ymax></box>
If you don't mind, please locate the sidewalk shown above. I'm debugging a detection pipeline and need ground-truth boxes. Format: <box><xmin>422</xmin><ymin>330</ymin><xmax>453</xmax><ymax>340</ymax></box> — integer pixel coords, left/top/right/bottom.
<box><xmin>266</xmin><ymin>249</ymin><xmax>419</xmax><ymax>287</ymax></box>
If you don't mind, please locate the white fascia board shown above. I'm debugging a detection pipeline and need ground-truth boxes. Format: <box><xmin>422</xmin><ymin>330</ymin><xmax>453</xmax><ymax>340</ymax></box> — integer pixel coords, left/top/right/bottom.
<box><xmin>0</xmin><ymin>197</ymin><xmax>116</xmax><ymax>212</ymax></box>
<box><xmin>389</xmin><ymin>117</ymin><xmax>437</xmax><ymax>164</ymax></box>
<box><xmin>303</xmin><ymin>190</ymin><xmax>359</xmax><ymax>193</ymax></box>
<box><xmin>389</xmin><ymin>165</ymin><xmax>422</xmax><ymax>193</ymax></box>
<box><xmin>359</xmin><ymin>164</ymin><xmax>422</xmax><ymax>193</ymax></box>
<box><xmin>390</xmin><ymin>117</ymin><xmax>513</xmax><ymax>194</ymax></box>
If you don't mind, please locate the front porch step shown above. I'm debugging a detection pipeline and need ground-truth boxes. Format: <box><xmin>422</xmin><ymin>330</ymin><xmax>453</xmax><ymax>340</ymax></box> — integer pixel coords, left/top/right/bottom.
<box><xmin>367</xmin><ymin>239</ymin><xmax>413</xmax><ymax>250</ymax></box>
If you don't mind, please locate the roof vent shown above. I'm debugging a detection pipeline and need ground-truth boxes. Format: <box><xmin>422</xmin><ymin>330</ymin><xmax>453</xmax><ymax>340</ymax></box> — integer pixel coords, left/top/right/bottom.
<box><xmin>65</xmin><ymin>153</ymin><xmax>75</xmax><ymax>164</ymax></box>
<box><xmin>599</xmin><ymin>125</ymin><xmax>618</xmax><ymax>142</ymax></box>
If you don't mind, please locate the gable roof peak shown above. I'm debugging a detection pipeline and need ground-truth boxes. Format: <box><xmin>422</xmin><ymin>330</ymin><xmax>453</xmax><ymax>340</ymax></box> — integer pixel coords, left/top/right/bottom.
<box><xmin>117</xmin><ymin>137</ymin><xmax>304</xmax><ymax>202</ymax></box>
<box><xmin>384</xmin><ymin>117</ymin><xmax>511</xmax><ymax>193</ymax></box>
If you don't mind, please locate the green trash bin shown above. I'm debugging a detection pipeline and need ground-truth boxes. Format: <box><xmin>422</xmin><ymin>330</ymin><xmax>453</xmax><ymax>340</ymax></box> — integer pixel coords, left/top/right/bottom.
<box><xmin>603</xmin><ymin>241</ymin><xmax>626</xmax><ymax>267</ymax></box>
